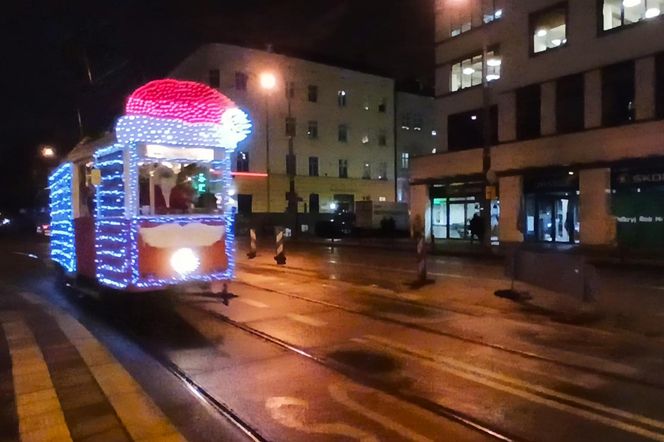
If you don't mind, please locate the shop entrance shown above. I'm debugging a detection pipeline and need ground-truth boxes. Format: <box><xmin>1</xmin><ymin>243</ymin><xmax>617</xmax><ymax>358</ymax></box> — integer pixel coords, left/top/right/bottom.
<box><xmin>526</xmin><ymin>193</ymin><xmax>578</xmax><ymax>243</ymax></box>
<box><xmin>429</xmin><ymin>180</ymin><xmax>487</xmax><ymax>241</ymax></box>
<box><xmin>524</xmin><ymin>172</ymin><xmax>579</xmax><ymax>244</ymax></box>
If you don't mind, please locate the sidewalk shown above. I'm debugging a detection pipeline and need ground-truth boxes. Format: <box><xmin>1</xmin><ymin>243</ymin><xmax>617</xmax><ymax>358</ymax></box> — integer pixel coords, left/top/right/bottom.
<box><xmin>0</xmin><ymin>289</ymin><xmax>184</xmax><ymax>442</ymax></box>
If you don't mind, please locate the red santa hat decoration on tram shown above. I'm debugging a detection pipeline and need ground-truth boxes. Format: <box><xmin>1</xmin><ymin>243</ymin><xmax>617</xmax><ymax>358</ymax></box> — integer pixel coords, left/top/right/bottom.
<box><xmin>115</xmin><ymin>79</ymin><xmax>252</xmax><ymax>149</ymax></box>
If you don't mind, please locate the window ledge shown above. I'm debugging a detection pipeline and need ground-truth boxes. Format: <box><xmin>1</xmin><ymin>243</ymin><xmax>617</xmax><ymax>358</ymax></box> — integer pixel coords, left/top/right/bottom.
<box><xmin>530</xmin><ymin>43</ymin><xmax>568</xmax><ymax>58</ymax></box>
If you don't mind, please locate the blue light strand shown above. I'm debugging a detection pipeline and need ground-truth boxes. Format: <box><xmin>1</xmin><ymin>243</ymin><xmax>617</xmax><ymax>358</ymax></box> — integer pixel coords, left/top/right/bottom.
<box><xmin>48</xmin><ymin>163</ymin><xmax>76</xmax><ymax>273</ymax></box>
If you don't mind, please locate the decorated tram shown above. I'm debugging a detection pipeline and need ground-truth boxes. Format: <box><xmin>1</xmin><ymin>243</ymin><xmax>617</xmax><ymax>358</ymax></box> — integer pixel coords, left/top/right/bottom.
<box><xmin>48</xmin><ymin>79</ymin><xmax>251</xmax><ymax>292</ymax></box>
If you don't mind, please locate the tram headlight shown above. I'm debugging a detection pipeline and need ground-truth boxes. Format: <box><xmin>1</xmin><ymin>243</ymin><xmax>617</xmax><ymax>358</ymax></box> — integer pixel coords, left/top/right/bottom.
<box><xmin>170</xmin><ymin>248</ymin><xmax>200</xmax><ymax>275</ymax></box>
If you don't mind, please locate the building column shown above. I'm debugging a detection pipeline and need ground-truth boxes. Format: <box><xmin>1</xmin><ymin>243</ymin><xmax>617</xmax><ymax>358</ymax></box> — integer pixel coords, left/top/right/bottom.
<box><xmin>635</xmin><ymin>56</ymin><xmax>656</xmax><ymax>121</ymax></box>
<box><xmin>541</xmin><ymin>81</ymin><xmax>556</xmax><ymax>136</ymax></box>
<box><xmin>498</xmin><ymin>175</ymin><xmax>523</xmax><ymax>244</ymax></box>
<box><xmin>579</xmin><ymin>168</ymin><xmax>615</xmax><ymax>246</ymax></box>
<box><xmin>584</xmin><ymin>70</ymin><xmax>602</xmax><ymax>129</ymax></box>
<box><xmin>409</xmin><ymin>184</ymin><xmax>431</xmax><ymax>241</ymax></box>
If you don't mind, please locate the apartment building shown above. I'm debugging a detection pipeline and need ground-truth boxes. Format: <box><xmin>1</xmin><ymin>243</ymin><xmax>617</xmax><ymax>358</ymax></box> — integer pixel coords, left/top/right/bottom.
<box><xmin>170</xmin><ymin>43</ymin><xmax>396</xmax><ymax>218</ymax></box>
<box><xmin>395</xmin><ymin>91</ymin><xmax>436</xmax><ymax>204</ymax></box>
<box><xmin>411</xmin><ymin>0</ymin><xmax>664</xmax><ymax>249</ymax></box>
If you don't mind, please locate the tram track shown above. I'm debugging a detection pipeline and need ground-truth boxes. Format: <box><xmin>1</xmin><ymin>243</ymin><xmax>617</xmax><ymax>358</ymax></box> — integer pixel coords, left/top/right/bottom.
<box><xmin>230</xmin><ymin>277</ymin><xmax>664</xmax><ymax>391</ymax></box>
<box><xmin>183</xmin><ymin>298</ymin><xmax>521</xmax><ymax>442</ymax></box>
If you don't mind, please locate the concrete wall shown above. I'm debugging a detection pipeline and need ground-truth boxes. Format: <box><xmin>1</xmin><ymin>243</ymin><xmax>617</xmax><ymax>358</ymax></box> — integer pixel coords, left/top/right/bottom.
<box><xmin>579</xmin><ymin>168</ymin><xmax>616</xmax><ymax>246</ymax></box>
<box><xmin>498</xmin><ymin>175</ymin><xmax>524</xmax><ymax>243</ymax></box>
<box><xmin>491</xmin><ymin>119</ymin><xmax>664</xmax><ymax>173</ymax></box>
<box><xmin>410</xmin><ymin>148</ymin><xmax>483</xmax><ymax>182</ymax></box>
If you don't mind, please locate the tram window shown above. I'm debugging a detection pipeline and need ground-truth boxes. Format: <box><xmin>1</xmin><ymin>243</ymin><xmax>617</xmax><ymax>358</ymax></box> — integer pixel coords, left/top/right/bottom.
<box><xmin>138</xmin><ymin>162</ymin><xmax>223</xmax><ymax>215</ymax></box>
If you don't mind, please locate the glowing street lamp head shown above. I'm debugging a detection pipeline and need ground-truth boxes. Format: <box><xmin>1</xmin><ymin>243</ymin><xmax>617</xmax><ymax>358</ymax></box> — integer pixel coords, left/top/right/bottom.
<box><xmin>260</xmin><ymin>72</ymin><xmax>277</xmax><ymax>91</ymax></box>
<box><xmin>41</xmin><ymin>145</ymin><xmax>56</xmax><ymax>159</ymax></box>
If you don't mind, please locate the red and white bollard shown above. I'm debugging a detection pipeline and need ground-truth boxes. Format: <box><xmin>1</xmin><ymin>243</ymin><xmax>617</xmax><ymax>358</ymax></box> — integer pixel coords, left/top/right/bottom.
<box><xmin>274</xmin><ymin>226</ymin><xmax>286</xmax><ymax>265</ymax></box>
<box><xmin>246</xmin><ymin>228</ymin><xmax>257</xmax><ymax>259</ymax></box>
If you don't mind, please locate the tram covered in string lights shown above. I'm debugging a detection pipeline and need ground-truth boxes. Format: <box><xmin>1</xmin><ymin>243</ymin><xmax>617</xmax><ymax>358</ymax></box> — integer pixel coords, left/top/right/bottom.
<box><xmin>48</xmin><ymin>79</ymin><xmax>251</xmax><ymax>292</ymax></box>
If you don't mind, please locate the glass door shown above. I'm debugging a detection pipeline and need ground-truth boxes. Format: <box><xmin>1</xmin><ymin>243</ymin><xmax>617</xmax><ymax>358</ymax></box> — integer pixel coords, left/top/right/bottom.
<box><xmin>537</xmin><ymin>197</ymin><xmax>554</xmax><ymax>242</ymax></box>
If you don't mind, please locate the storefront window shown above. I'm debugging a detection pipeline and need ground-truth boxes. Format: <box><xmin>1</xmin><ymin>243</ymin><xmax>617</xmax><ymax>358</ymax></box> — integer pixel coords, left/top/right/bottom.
<box><xmin>432</xmin><ymin>198</ymin><xmax>448</xmax><ymax>239</ymax></box>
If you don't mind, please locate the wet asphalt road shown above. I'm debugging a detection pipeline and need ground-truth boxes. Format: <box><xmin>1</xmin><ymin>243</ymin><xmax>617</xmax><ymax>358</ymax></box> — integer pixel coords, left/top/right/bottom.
<box><xmin>2</xmin><ymin>236</ymin><xmax>664</xmax><ymax>441</ymax></box>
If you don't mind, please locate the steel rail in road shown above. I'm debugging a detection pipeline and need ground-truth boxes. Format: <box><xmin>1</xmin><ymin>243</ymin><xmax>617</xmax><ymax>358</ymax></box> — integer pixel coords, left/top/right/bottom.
<box><xmin>233</xmin><ymin>278</ymin><xmax>664</xmax><ymax>392</ymax></box>
<box><xmin>186</xmin><ymin>301</ymin><xmax>521</xmax><ymax>442</ymax></box>
<box><xmin>59</xmin><ymin>286</ymin><xmax>269</xmax><ymax>442</ymax></box>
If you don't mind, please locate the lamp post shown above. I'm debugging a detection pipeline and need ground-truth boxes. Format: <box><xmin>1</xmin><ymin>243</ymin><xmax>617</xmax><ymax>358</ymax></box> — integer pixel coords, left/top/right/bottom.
<box><xmin>260</xmin><ymin>72</ymin><xmax>276</xmax><ymax>213</ymax></box>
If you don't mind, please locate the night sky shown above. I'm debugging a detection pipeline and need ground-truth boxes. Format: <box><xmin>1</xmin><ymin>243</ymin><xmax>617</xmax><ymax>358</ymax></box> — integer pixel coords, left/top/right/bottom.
<box><xmin>0</xmin><ymin>0</ymin><xmax>433</xmax><ymax>210</ymax></box>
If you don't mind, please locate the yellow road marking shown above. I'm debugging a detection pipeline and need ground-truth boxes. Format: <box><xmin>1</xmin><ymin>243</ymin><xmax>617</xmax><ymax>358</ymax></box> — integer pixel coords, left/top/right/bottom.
<box><xmin>18</xmin><ymin>291</ymin><xmax>186</xmax><ymax>442</ymax></box>
<box><xmin>2</xmin><ymin>320</ymin><xmax>73</xmax><ymax>442</ymax></box>
<box><xmin>358</xmin><ymin>336</ymin><xmax>664</xmax><ymax>442</ymax></box>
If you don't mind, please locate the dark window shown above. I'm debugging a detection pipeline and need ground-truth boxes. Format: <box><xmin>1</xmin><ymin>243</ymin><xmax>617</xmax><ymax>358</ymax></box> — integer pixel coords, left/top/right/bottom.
<box><xmin>378</xmin><ymin>162</ymin><xmax>388</xmax><ymax>180</ymax></box>
<box><xmin>208</xmin><ymin>69</ymin><xmax>220</xmax><ymax>88</ymax></box>
<box><xmin>338</xmin><ymin>124</ymin><xmax>348</xmax><ymax>142</ymax></box>
<box><xmin>235</xmin><ymin>72</ymin><xmax>248</xmax><ymax>91</ymax></box>
<box><xmin>307</xmin><ymin>121</ymin><xmax>318</xmax><ymax>139</ymax></box>
<box><xmin>339</xmin><ymin>159</ymin><xmax>348</xmax><ymax>178</ymax></box>
<box><xmin>362</xmin><ymin>162</ymin><xmax>371</xmax><ymax>179</ymax></box>
<box><xmin>286</xmin><ymin>154</ymin><xmax>296</xmax><ymax>176</ymax></box>
<box><xmin>308</xmin><ymin>85</ymin><xmax>318</xmax><ymax>102</ymax></box>
<box><xmin>556</xmin><ymin>74</ymin><xmax>585</xmax><ymax>133</ymax></box>
<box><xmin>378</xmin><ymin>98</ymin><xmax>387</xmax><ymax>113</ymax></box>
<box><xmin>237</xmin><ymin>194</ymin><xmax>252</xmax><ymax>215</ymax></box>
<box><xmin>308</xmin><ymin>157</ymin><xmax>319</xmax><ymax>176</ymax></box>
<box><xmin>236</xmin><ymin>151</ymin><xmax>249</xmax><ymax>172</ymax></box>
<box><xmin>285</xmin><ymin>117</ymin><xmax>296</xmax><ymax>137</ymax></box>
<box><xmin>516</xmin><ymin>84</ymin><xmax>542</xmax><ymax>140</ymax></box>
<box><xmin>602</xmin><ymin>61</ymin><xmax>635</xmax><ymax>127</ymax></box>
<box><xmin>309</xmin><ymin>194</ymin><xmax>320</xmax><ymax>213</ymax></box>
<box><xmin>378</xmin><ymin>129</ymin><xmax>387</xmax><ymax>146</ymax></box>
<box><xmin>447</xmin><ymin>106</ymin><xmax>498</xmax><ymax>151</ymax></box>
<box><xmin>530</xmin><ymin>3</ymin><xmax>568</xmax><ymax>55</ymax></box>
<box><xmin>656</xmin><ymin>53</ymin><xmax>664</xmax><ymax>119</ymax></box>
<box><xmin>286</xmin><ymin>81</ymin><xmax>295</xmax><ymax>99</ymax></box>
<box><xmin>338</xmin><ymin>90</ymin><xmax>347</xmax><ymax>107</ymax></box>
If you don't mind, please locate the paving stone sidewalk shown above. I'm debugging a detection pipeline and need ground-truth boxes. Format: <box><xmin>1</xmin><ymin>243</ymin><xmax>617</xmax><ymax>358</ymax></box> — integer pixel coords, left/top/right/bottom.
<box><xmin>0</xmin><ymin>289</ymin><xmax>185</xmax><ymax>442</ymax></box>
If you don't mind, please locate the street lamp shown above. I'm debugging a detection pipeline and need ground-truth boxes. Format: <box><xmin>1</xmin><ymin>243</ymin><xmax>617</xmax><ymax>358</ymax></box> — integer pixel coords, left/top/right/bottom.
<box><xmin>40</xmin><ymin>145</ymin><xmax>56</xmax><ymax>159</ymax></box>
<box><xmin>260</xmin><ymin>72</ymin><xmax>276</xmax><ymax>213</ymax></box>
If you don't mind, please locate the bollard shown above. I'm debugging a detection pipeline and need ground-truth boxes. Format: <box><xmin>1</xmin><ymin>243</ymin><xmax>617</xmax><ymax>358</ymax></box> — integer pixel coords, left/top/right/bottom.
<box><xmin>274</xmin><ymin>226</ymin><xmax>286</xmax><ymax>265</ymax></box>
<box><xmin>246</xmin><ymin>228</ymin><xmax>257</xmax><ymax>259</ymax></box>
<box><xmin>416</xmin><ymin>233</ymin><xmax>427</xmax><ymax>282</ymax></box>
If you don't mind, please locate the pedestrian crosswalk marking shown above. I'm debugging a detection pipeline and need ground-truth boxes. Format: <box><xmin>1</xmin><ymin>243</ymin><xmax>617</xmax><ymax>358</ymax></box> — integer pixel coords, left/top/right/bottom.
<box><xmin>237</xmin><ymin>297</ymin><xmax>269</xmax><ymax>308</ymax></box>
<box><xmin>286</xmin><ymin>313</ymin><xmax>327</xmax><ymax>327</ymax></box>
<box><xmin>2</xmin><ymin>320</ymin><xmax>73</xmax><ymax>442</ymax></box>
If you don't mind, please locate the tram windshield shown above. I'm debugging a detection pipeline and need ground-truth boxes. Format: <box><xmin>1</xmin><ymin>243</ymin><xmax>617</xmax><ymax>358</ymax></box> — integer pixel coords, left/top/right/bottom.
<box><xmin>138</xmin><ymin>162</ymin><xmax>223</xmax><ymax>215</ymax></box>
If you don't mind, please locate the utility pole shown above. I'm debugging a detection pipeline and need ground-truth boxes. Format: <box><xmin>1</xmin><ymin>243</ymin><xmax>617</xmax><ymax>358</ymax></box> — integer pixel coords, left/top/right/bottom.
<box><xmin>481</xmin><ymin>43</ymin><xmax>495</xmax><ymax>248</ymax></box>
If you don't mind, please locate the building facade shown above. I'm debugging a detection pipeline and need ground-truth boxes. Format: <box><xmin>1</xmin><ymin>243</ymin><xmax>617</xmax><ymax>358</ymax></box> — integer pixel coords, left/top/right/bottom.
<box><xmin>170</xmin><ymin>43</ymin><xmax>396</xmax><ymax>218</ymax></box>
<box><xmin>395</xmin><ymin>91</ymin><xmax>436</xmax><ymax>204</ymax></box>
<box><xmin>411</xmin><ymin>0</ymin><xmax>664</xmax><ymax>249</ymax></box>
